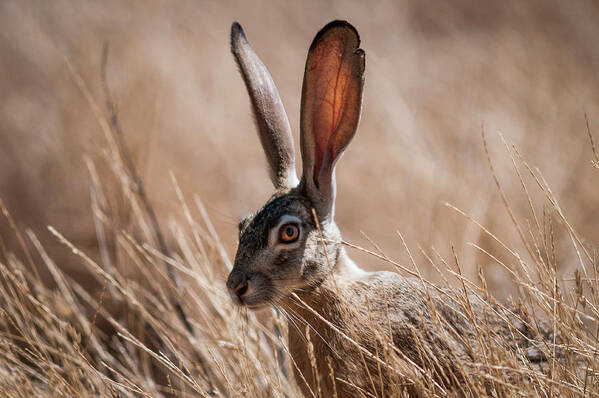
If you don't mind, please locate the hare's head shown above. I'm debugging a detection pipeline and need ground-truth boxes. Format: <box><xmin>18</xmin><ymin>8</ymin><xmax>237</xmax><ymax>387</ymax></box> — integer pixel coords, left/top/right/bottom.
<box><xmin>226</xmin><ymin>21</ymin><xmax>365</xmax><ymax>309</ymax></box>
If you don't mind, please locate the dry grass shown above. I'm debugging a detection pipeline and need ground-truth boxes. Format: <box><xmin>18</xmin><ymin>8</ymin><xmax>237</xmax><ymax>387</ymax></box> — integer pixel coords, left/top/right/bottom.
<box><xmin>0</xmin><ymin>102</ymin><xmax>597</xmax><ymax>396</ymax></box>
<box><xmin>0</xmin><ymin>1</ymin><xmax>598</xmax><ymax>397</ymax></box>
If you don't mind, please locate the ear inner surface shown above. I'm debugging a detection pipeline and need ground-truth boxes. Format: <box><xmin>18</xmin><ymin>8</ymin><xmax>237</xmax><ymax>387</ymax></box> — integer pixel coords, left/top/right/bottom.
<box><xmin>231</xmin><ymin>22</ymin><xmax>299</xmax><ymax>190</ymax></box>
<box><xmin>300</xmin><ymin>20</ymin><xmax>365</xmax><ymax>216</ymax></box>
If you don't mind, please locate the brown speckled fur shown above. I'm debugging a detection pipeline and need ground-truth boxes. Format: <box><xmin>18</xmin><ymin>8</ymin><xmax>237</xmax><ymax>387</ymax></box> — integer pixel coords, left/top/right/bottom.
<box><xmin>280</xmin><ymin>261</ymin><xmax>554</xmax><ymax>397</ymax></box>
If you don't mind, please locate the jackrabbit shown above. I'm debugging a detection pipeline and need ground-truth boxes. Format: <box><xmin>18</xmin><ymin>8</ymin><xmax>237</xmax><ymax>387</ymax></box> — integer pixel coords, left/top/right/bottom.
<box><xmin>227</xmin><ymin>20</ymin><xmax>554</xmax><ymax>397</ymax></box>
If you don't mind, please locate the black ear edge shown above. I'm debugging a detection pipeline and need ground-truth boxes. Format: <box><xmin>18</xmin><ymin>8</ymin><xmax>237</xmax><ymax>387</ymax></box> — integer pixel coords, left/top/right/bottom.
<box><xmin>230</xmin><ymin>21</ymin><xmax>247</xmax><ymax>55</ymax></box>
<box><xmin>309</xmin><ymin>20</ymin><xmax>361</xmax><ymax>52</ymax></box>
<box><xmin>353</xmin><ymin>48</ymin><xmax>366</xmax><ymax>78</ymax></box>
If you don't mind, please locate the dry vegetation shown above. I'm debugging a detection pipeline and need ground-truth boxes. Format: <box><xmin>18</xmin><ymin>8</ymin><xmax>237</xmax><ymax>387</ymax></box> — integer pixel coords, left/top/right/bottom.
<box><xmin>0</xmin><ymin>1</ymin><xmax>598</xmax><ymax>397</ymax></box>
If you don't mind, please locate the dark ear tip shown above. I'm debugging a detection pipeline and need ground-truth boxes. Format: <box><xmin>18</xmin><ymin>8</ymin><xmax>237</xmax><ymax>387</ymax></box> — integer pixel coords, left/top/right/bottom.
<box><xmin>310</xmin><ymin>20</ymin><xmax>361</xmax><ymax>50</ymax></box>
<box><xmin>230</xmin><ymin>21</ymin><xmax>247</xmax><ymax>52</ymax></box>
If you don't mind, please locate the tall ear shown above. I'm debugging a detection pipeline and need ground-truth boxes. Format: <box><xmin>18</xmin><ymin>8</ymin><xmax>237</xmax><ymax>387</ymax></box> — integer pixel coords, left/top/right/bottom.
<box><xmin>300</xmin><ymin>20</ymin><xmax>365</xmax><ymax>220</ymax></box>
<box><xmin>231</xmin><ymin>22</ymin><xmax>299</xmax><ymax>190</ymax></box>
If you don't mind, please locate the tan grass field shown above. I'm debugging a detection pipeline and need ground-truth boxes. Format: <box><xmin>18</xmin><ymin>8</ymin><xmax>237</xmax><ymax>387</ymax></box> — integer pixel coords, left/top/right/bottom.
<box><xmin>0</xmin><ymin>1</ymin><xmax>598</xmax><ymax>396</ymax></box>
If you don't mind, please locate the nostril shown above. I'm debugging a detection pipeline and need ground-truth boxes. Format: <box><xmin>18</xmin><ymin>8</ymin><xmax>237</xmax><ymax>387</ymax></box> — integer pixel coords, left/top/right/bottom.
<box><xmin>234</xmin><ymin>280</ymin><xmax>249</xmax><ymax>297</ymax></box>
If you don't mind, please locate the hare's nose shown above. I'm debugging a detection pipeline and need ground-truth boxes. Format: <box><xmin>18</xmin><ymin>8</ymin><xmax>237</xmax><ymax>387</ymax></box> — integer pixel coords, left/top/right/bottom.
<box><xmin>227</xmin><ymin>272</ymin><xmax>249</xmax><ymax>299</ymax></box>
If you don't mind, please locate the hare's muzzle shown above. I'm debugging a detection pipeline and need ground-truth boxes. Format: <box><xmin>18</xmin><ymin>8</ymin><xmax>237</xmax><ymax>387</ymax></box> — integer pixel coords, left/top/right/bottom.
<box><xmin>226</xmin><ymin>270</ymin><xmax>249</xmax><ymax>304</ymax></box>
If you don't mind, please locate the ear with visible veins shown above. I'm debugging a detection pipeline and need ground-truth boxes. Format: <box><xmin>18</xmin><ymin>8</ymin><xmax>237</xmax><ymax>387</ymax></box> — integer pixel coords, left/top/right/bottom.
<box><xmin>300</xmin><ymin>20</ymin><xmax>365</xmax><ymax>220</ymax></box>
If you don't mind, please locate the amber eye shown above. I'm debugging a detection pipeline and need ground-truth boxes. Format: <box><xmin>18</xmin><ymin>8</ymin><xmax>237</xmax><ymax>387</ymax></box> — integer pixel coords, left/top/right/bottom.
<box><xmin>279</xmin><ymin>223</ymin><xmax>300</xmax><ymax>243</ymax></box>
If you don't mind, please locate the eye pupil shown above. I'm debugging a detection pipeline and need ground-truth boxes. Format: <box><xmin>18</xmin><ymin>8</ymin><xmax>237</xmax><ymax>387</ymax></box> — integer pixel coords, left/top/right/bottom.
<box><xmin>279</xmin><ymin>223</ymin><xmax>299</xmax><ymax>243</ymax></box>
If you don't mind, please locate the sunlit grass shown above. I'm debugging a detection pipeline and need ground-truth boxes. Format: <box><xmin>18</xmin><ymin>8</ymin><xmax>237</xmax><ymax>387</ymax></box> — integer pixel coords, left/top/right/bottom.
<box><xmin>0</xmin><ymin>102</ymin><xmax>597</xmax><ymax>397</ymax></box>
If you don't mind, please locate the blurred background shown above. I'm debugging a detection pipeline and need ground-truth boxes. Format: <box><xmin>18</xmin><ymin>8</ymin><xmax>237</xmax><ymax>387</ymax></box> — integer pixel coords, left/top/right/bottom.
<box><xmin>1</xmin><ymin>0</ymin><xmax>598</xmax><ymax>299</ymax></box>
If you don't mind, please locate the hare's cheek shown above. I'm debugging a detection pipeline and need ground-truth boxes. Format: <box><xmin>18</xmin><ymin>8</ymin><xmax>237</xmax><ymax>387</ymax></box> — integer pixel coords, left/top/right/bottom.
<box><xmin>273</xmin><ymin>250</ymin><xmax>301</xmax><ymax>273</ymax></box>
<box><xmin>300</xmin><ymin>258</ymin><xmax>321</xmax><ymax>280</ymax></box>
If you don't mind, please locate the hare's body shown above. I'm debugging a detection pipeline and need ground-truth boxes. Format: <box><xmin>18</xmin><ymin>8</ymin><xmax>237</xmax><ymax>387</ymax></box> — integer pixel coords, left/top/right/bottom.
<box><xmin>283</xmin><ymin>270</ymin><xmax>461</xmax><ymax>397</ymax></box>
<box><xmin>226</xmin><ymin>21</ymin><xmax>553</xmax><ymax>396</ymax></box>
<box><xmin>283</xmin><ymin>266</ymin><xmax>550</xmax><ymax>396</ymax></box>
